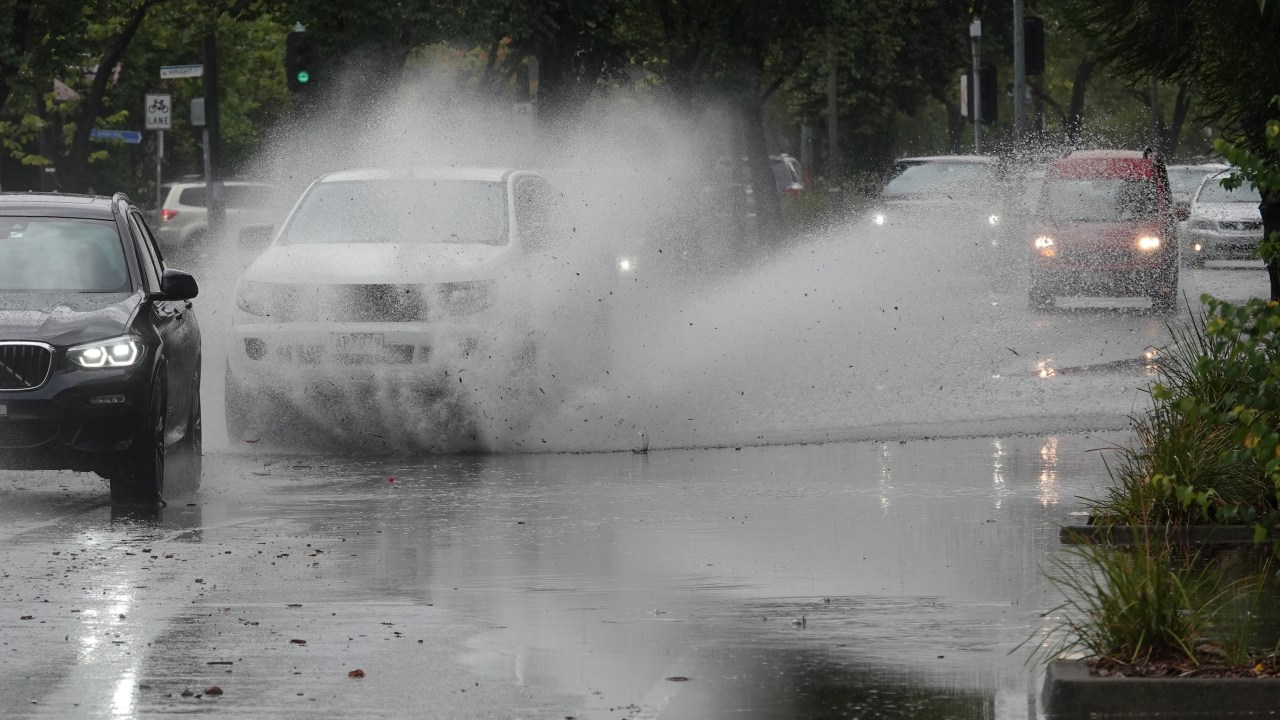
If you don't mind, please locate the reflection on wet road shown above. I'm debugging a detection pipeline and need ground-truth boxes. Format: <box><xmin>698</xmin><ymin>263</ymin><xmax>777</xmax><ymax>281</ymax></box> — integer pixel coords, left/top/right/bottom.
<box><xmin>0</xmin><ymin>433</ymin><xmax>1122</xmax><ymax>718</ymax></box>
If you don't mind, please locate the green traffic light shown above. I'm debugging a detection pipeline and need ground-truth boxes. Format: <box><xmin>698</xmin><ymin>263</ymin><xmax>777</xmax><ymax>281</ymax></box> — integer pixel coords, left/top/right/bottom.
<box><xmin>296</xmin><ymin>70</ymin><xmax>310</xmax><ymax>84</ymax></box>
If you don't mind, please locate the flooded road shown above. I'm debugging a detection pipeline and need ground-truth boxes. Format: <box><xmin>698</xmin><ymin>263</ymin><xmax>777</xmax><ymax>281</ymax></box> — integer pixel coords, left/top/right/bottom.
<box><xmin>2</xmin><ymin>432</ymin><xmax>1120</xmax><ymax>718</ymax></box>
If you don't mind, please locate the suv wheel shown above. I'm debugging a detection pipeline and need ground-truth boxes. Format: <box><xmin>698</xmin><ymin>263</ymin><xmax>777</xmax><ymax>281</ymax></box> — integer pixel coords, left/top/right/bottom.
<box><xmin>110</xmin><ymin>372</ymin><xmax>166</xmax><ymax>504</ymax></box>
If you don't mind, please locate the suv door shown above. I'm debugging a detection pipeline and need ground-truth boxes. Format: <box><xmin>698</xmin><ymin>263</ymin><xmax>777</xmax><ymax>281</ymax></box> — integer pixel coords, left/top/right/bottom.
<box><xmin>129</xmin><ymin>210</ymin><xmax>199</xmax><ymax>437</ymax></box>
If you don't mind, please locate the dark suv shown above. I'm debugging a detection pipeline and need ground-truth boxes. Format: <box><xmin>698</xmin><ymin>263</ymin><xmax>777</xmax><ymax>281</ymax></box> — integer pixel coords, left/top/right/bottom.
<box><xmin>0</xmin><ymin>193</ymin><xmax>202</xmax><ymax>502</ymax></box>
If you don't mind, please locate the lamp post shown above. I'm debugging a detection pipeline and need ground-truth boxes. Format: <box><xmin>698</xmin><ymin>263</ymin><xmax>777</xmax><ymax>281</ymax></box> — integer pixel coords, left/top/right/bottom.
<box><xmin>970</xmin><ymin>18</ymin><xmax>983</xmax><ymax>154</ymax></box>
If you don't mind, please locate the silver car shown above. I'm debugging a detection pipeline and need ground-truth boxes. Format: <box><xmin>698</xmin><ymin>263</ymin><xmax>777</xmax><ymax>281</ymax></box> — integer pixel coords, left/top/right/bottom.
<box><xmin>1182</xmin><ymin>170</ymin><xmax>1264</xmax><ymax>267</ymax></box>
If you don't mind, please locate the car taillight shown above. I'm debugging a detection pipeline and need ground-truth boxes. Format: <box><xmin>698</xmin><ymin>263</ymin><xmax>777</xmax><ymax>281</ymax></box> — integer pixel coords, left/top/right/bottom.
<box><xmin>161</xmin><ymin>209</ymin><xmax>178</xmax><ymax>222</ymax></box>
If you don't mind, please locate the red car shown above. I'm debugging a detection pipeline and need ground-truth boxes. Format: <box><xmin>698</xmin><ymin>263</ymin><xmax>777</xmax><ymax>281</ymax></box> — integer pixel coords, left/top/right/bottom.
<box><xmin>1029</xmin><ymin>150</ymin><xmax>1180</xmax><ymax>313</ymax></box>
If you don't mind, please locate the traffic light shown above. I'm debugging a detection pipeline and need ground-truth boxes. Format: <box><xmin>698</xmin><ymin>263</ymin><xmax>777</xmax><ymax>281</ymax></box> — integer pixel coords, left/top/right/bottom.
<box><xmin>965</xmin><ymin>63</ymin><xmax>998</xmax><ymax>125</ymax></box>
<box><xmin>1024</xmin><ymin>16</ymin><xmax>1045</xmax><ymax>75</ymax></box>
<box><xmin>285</xmin><ymin>31</ymin><xmax>314</xmax><ymax>92</ymax></box>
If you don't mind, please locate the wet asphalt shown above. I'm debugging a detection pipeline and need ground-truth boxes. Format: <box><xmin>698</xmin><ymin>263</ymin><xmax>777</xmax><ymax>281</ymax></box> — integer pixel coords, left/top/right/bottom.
<box><xmin>0</xmin><ymin>261</ymin><xmax>1272</xmax><ymax>718</ymax></box>
<box><xmin>1</xmin><ymin>432</ymin><xmax>1117</xmax><ymax>719</ymax></box>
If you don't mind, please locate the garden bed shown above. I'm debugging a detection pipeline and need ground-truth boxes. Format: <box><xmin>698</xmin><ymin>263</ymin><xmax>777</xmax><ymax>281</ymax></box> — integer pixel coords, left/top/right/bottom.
<box><xmin>1059</xmin><ymin>521</ymin><xmax>1260</xmax><ymax>546</ymax></box>
<box><xmin>1042</xmin><ymin>658</ymin><xmax>1280</xmax><ymax>719</ymax></box>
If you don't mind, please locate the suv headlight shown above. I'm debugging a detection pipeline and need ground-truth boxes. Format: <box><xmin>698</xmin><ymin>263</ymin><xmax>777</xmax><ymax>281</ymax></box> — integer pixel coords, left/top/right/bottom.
<box><xmin>68</xmin><ymin>336</ymin><xmax>142</xmax><ymax>369</ymax></box>
<box><xmin>439</xmin><ymin>281</ymin><xmax>494</xmax><ymax>315</ymax></box>
<box><xmin>237</xmin><ymin>280</ymin><xmax>280</xmax><ymax>317</ymax></box>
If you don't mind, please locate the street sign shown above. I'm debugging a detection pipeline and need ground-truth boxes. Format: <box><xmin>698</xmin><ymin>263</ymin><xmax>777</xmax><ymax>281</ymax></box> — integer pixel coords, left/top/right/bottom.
<box><xmin>160</xmin><ymin>64</ymin><xmax>203</xmax><ymax>79</ymax></box>
<box><xmin>145</xmin><ymin>93</ymin><xmax>171</xmax><ymax>130</ymax></box>
<box><xmin>89</xmin><ymin>129</ymin><xmax>142</xmax><ymax>144</ymax></box>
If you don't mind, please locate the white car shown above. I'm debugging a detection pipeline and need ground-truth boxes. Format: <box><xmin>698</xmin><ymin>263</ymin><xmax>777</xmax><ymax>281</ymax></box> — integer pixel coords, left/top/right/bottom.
<box><xmin>224</xmin><ymin>167</ymin><xmax>612</xmax><ymax>442</ymax></box>
<box><xmin>868</xmin><ymin>155</ymin><xmax>1007</xmax><ymax>231</ymax></box>
<box><xmin>1182</xmin><ymin>170</ymin><xmax>1264</xmax><ymax>267</ymax></box>
<box><xmin>154</xmin><ymin>180</ymin><xmax>278</xmax><ymax>261</ymax></box>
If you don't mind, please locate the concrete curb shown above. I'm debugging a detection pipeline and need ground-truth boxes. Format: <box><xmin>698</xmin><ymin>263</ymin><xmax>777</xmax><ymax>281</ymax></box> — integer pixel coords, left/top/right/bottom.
<box><xmin>1042</xmin><ymin>659</ymin><xmax>1280</xmax><ymax>718</ymax></box>
<box><xmin>1059</xmin><ymin>523</ymin><xmax>1259</xmax><ymax>545</ymax></box>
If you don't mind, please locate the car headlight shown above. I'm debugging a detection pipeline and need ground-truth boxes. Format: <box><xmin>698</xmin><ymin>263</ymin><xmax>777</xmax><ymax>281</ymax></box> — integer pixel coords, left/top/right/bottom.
<box><xmin>1136</xmin><ymin>236</ymin><xmax>1161</xmax><ymax>251</ymax></box>
<box><xmin>1034</xmin><ymin>236</ymin><xmax>1054</xmax><ymax>249</ymax></box>
<box><xmin>68</xmin><ymin>336</ymin><xmax>142</xmax><ymax>369</ymax></box>
<box><xmin>988</xmin><ymin>214</ymin><xmax>1000</xmax><ymax>226</ymax></box>
<box><xmin>616</xmin><ymin>256</ymin><xmax>637</xmax><ymax>273</ymax></box>
<box><xmin>872</xmin><ymin>213</ymin><xmax>887</xmax><ymax>226</ymax></box>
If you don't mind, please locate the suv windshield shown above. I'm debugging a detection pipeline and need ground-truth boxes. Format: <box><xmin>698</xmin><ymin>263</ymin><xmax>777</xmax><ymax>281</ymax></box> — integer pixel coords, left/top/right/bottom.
<box><xmin>884</xmin><ymin>163</ymin><xmax>992</xmax><ymax>196</ymax></box>
<box><xmin>283</xmin><ymin>179</ymin><xmax>509</xmax><ymax>246</ymax></box>
<box><xmin>1041</xmin><ymin>178</ymin><xmax>1159</xmax><ymax>222</ymax></box>
<box><xmin>1197</xmin><ymin>176</ymin><xmax>1255</xmax><ymax>204</ymax></box>
<box><xmin>0</xmin><ymin>217</ymin><xmax>130</xmax><ymax>292</ymax></box>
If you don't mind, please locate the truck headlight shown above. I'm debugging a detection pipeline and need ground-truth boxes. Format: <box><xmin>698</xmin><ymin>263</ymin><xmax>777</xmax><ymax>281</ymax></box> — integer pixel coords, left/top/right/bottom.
<box><xmin>1137</xmin><ymin>236</ymin><xmax>1161</xmax><ymax>251</ymax></box>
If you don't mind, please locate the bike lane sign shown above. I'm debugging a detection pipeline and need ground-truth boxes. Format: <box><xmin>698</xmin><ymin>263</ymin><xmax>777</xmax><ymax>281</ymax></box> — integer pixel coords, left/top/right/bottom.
<box><xmin>145</xmin><ymin>94</ymin><xmax>171</xmax><ymax>130</ymax></box>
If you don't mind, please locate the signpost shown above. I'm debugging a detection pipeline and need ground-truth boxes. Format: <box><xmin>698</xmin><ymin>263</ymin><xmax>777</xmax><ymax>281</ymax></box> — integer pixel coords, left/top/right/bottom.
<box><xmin>159</xmin><ymin>64</ymin><xmax>203</xmax><ymax>79</ymax></box>
<box><xmin>146</xmin><ymin>94</ymin><xmax>171</xmax><ymax>224</ymax></box>
<box><xmin>145</xmin><ymin>94</ymin><xmax>171</xmax><ymax>130</ymax></box>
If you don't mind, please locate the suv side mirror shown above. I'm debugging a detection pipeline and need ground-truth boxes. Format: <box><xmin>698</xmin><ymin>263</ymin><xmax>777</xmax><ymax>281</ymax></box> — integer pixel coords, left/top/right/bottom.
<box><xmin>238</xmin><ymin>224</ymin><xmax>274</xmax><ymax>250</ymax></box>
<box><xmin>1175</xmin><ymin>205</ymin><xmax>1190</xmax><ymax>222</ymax></box>
<box><xmin>158</xmin><ymin>268</ymin><xmax>199</xmax><ymax>301</ymax></box>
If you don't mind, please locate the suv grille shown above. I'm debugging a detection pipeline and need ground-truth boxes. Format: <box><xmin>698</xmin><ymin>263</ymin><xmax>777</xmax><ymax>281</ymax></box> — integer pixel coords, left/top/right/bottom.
<box><xmin>0</xmin><ymin>342</ymin><xmax>54</xmax><ymax>391</ymax></box>
<box><xmin>0</xmin><ymin>419</ymin><xmax>57</xmax><ymax>448</ymax></box>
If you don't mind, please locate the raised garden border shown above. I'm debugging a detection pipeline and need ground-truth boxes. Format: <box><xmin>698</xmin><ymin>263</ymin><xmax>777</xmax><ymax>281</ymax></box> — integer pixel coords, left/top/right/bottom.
<box><xmin>1059</xmin><ymin>522</ymin><xmax>1259</xmax><ymax>545</ymax></box>
<box><xmin>1041</xmin><ymin>658</ymin><xmax>1280</xmax><ymax>718</ymax></box>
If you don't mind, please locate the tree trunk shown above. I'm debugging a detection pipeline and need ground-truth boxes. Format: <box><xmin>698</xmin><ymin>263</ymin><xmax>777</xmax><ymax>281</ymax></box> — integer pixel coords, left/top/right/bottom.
<box><xmin>1166</xmin><ymin>83</ymin><xmax>1192</xmax><ymax>158</ymax></box>
<box><xmin>1065</xmin><ymin>59</ymin><xmax>1094</xmax><ymax>145</ymax></box>
<box><xmin>742</xmin><ymin>96</ymin><xmax>782</xmax><ymax>246</ymax></box>
<box><xmin>1262</xmin><ymin>190</ymin><xmax>1280</xmax><ymax>301</ymax></box>
<box><xmin>59</xmin><ymin>0</ymin><xmax>158</xmax><ymax>193</ymax></box>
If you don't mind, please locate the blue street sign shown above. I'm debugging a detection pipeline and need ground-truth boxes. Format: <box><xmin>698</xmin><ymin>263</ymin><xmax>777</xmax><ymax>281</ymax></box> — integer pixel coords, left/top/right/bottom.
<box><xmin>89</xmin><ymin>129</ymin><xmax>143</xmax><ymax>144</ymax></box>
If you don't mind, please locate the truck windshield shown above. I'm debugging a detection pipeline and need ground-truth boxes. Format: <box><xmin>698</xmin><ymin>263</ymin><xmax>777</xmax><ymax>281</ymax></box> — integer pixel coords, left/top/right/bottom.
<box><xmin>283</xmin><ymin>179</ymin><xmax>509</xmax><ymax>246</ymax></box>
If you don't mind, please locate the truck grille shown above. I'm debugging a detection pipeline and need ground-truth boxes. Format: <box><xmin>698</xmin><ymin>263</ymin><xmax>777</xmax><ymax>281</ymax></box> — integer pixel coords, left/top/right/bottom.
<box><xmin>0</xmin><ymin>342</ymin><xmax>54</xmax><ymax>391</ymax></box>
<box><xmin>1220</xmin><ymin>220</ymin><xmax>1263</xmax><ymax>232</ymax></box>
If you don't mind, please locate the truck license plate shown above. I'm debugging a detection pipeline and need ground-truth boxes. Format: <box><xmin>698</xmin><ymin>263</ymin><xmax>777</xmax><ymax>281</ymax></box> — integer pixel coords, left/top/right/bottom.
<box><xmin>334</xmin><ymin>333</ymin><xmax>385</xmax><ymax>353</ymax></box>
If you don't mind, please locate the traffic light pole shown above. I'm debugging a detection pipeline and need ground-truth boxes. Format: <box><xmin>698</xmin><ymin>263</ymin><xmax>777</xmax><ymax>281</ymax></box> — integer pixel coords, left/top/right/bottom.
<box><xmin>202</xmin><ymin>31</ymin><xmax>224</xmax><ymax>239</ymax></box>
<box><xmin>1013</xmin><ymin>0</ymin><xmax>1026</xmax><ymax>140</ymax></box>
<box><xmin>970</xmin><ymin>20</ymin><xmax>982</xmax><ymax>154</ymax></box>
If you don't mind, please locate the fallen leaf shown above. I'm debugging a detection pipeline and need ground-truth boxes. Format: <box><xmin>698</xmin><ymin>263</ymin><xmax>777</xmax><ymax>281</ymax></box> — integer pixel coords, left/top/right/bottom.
<box><xmin>180</xmin><ymin>688</ymin><xmax>194</xmax><ymax>697</ymax></box>
<box><xmin>245</xmin><ymin>438</ymin><xmax>260</xmax><ymax>444</ymax></box>
<box><xmin>285</xmin><ymin>603</ymin><xmax>302</xmax><ymax>608</ymax></box>
<box><xmin>204</xmin><ymin>687</ymin><xmax>223</xmax><ymax>696</ymax></box>
<box><xmin>290</xmin><ymin>639</ymin><xmax>307</xmax><ymax>645</ymax></box>
<box><xmin>19</xmin><ymin>615</ymin><xmax>33</xmax><ymax>620</ymax></box>
<box><xmin>347</xmin><ymin>669</ymin><xmax>365</xmax><ymax>678</ymax></box>
<box><xmin>665</xmin><ymin>676</ymin><xmax>689</xmax><ymax>682</ymax></box>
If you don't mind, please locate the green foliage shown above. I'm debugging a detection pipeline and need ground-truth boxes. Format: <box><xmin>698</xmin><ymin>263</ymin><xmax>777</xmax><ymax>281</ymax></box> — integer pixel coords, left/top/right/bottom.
<box><xmin>1215</xmin><ymin>98</ymin><xmax>1280</xmax><ymax>266</ymax></box>
<box><xmin>1035</xmin><ymin>538</ymin><xmax>1225</xmax><ymax>665</ymax></box>
<box><xmin>1064</xmin><ymin>0</ymin><xmax>1280</xmax><ymax>151</ymax></box>
<box><xmin>1031</xmin><ymin>539</ymin><xmax>1279</xmax><ymax>668</ymax></box>
<box><xmin>1087</xmin><ymin>308</ymin><xmax>1274</xmax><ymax>528</ymax></box>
